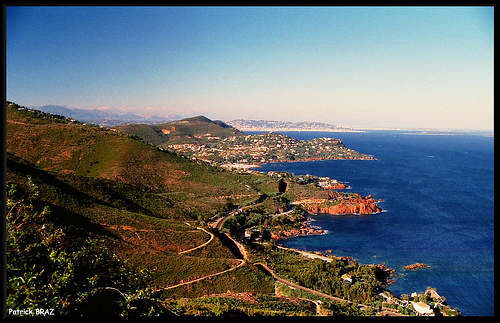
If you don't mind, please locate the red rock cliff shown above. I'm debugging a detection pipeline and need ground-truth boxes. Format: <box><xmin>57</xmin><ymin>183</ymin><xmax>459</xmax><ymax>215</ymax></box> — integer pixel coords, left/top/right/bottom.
<box><xmin>301</xmin><ymin>192</ymin><xmax>383</xmax><ymax>215</ymax></box>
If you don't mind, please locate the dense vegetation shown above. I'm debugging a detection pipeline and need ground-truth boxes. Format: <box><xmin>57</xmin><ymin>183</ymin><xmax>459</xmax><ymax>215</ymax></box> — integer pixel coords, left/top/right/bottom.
<box><xmin>6</xmin><ymin>177</ymin><xmax>166</xmax><ymax>316</ymax></box>
<box><xmin>247</xmin><ymin>244</ymin><xmax>388</xmax><ymax>304</ymax></box>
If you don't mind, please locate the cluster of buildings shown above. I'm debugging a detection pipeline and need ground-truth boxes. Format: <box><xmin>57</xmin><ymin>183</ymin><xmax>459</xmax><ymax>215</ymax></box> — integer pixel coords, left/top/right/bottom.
<box><xmin>225</xmin><ymin>119</ymin><xmax>352</xmax><ymax>132</ymax></box>
<box><xmin>166</xmin><ymin>132</ymin><xmax>360</xmax><ymax>167</ymax></box>
<box><xmin>380</xmin><ymin>288</ymin><xmax>458</xmax><ymax>316</ymax></box>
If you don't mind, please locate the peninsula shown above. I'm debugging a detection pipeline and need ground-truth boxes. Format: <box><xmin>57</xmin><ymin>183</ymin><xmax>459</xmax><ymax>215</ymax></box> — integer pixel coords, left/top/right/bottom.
<box><xmin>114</xmin><ymin>116</ymin><xmax>375</xmax><ymax>167</ymax></box>
<box><xmin>226</xmin><ymin>119</ymin><xmax>359</xmax><ymax>132</ymax></box>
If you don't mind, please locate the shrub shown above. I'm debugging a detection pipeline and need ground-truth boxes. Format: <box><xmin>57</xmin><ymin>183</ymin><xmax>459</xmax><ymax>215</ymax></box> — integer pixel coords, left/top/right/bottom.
<box><xmin>6</xmin><ymin>180</ymin><xmax>158</xmax><ymax>315</ymax></box>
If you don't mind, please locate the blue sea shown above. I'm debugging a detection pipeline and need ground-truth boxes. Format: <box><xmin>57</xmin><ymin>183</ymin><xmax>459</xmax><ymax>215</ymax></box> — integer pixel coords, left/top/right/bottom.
<box><xmin>250</xmin><ymin>130</ymin><xmax>494</xmax><ymax>316</ymax></box>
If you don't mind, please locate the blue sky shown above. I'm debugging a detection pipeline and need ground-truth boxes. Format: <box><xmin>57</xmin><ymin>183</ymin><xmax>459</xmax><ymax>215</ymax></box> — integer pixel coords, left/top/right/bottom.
<box><xmin>7</xmin><ymin>6</ymin><xmax>494</xmax><ymax>130</ymax></box>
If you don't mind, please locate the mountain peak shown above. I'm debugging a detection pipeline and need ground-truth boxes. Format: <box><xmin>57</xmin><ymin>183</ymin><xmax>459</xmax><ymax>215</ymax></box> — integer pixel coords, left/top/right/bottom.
<box><xmin>183</xmin><ymin>115</ymin><xmax>214</xmax><ymax>124</ymax></box>
<box><xmin>171</xmin><ymin>116</ymin><xmax>238</xmax><ymax>130</ymax></box>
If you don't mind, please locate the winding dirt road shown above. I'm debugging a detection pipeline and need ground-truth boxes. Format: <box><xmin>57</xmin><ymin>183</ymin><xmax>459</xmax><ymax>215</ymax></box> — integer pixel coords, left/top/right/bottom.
<box><xmin>154</xmin><ymin>222</ymin><xmax>248</xmax><ymax>293</ymax></box>
<box><xmin>178</xmin><ymin>227</ymin><xmax>214</xmax><ymax>255</ymax></box>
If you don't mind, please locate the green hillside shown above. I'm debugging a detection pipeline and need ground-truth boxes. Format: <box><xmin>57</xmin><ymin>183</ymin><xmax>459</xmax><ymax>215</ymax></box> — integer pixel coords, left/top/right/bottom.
<box><xmin>113</xmin><ymin>115</ymin><xmax>244</xmax><ymax>147</ymax></box>
<box><xmin>6</xmin><ymin>103</ymin><xmax>275</xmax><ymax>314</ymax></box>
<box><xmin>113</xmin><ymin>115</ymin><xmax>374</xmax><ymax>165</ymax></box>
<box><xmin>6</xmin><ymin>102</ymin><xmax>399</xmax><ymax>317</ymax></box>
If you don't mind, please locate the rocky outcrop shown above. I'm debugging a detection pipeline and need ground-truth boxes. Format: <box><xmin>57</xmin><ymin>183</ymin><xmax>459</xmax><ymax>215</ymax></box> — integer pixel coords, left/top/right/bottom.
<box><xmin>270</xmin><ymin>222</ymin><xmax>324</xmax><ymax>240</ymax></box>
<box><xmin>403</xmin><ymin>263</ymin><xmax>429</xmax><ymax>270</ymax></box>
<box><xmin>160</xmin><ymin>126</ymin><xmax>176</xmax><ymax>134</ymax></box>
<box><xmin>323</xmin><ymin>183</ymin><xmax>348</xmax><ymax>189</ymax></box>
<box><xmin>373</xmin><ymin>263</ymin><xmax>397</xmax><ymax>287</ymax></box>
<box><xmin>300</xmin><ymin>192</ymin><xmax>383</xmax><ymax>215</ymax></box>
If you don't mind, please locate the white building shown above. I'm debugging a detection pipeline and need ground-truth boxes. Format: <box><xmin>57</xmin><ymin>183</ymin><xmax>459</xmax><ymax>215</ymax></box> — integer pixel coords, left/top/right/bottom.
<box><xmin>341</xmin><ymin>274</ymin><xmax>353</xmax><ymax>284</ymax></box>
<box><xmin>412</xmin><ymin>301</ymin><xmax>434</xmax><ymax>316</ymax></box>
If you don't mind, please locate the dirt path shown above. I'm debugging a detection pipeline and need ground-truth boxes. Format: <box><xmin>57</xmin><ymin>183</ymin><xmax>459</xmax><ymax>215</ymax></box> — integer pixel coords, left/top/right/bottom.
<box><xmin>7</xmin><ymin>120</ymin><xmax>29</xmax><ymax>125</ymax></box>
<box><xmin>154</xmin><ymin>222</ymin><xmax>247</xmax><ymax>293</ymax></box>
<box><xmin>254</xmin><ymin>262</ymin><xmax>369</xmax><ymax>311</ymax></box>
<box><xmin>154</xmin><ymin>259</ymin><xmax>246</xmax><ymax>292</ymax></box>
<box><xmin>276</xmin><ymin>245</ymin><xmax>335</xmax><ymax>262</ymax></box>
<box><xmin>178</xmin><ymin>227</ymin><xmax>214</xmax><ymax>254</ymax></box>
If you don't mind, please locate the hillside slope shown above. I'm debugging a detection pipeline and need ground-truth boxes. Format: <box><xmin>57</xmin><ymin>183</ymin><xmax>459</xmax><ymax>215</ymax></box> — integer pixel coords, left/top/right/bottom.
<box><xmin>7</xmin><ymin>104</ymin><xmax>277</xmax><ymax>219</ymax></box>
<box><xmin>6</xmin><ymin>103</ymin><xmax>281</xmax><ymax>313</ymax></box>
<box><xmin>6</xmin><ymin>102</ymin><xmax>392</xmax><ymax>317</ymax></box>
<box><xmin>114</xmin><ymin>115</ymin><xmax>244</xmax><ymax>147</ymax></box>
<box><xmin>114</xmin><ymin>115</ymin><xmax>374</xmax><ymax>166</ymax></box>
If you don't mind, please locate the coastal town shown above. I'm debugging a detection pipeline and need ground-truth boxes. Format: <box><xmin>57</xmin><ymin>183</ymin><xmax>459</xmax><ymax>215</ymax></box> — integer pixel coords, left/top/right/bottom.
<box><xmin>226</xmin><ymin>119</ymin><xmax>356</xmax><ymax>132</ymax></box>
<box><xmin>167</xmin><ymin>132</ymin><xmax>375</xmax><ymax>166</ymax></box>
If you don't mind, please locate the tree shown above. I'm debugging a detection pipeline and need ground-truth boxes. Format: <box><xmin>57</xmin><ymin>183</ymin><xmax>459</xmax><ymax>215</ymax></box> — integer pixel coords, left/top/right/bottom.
<box><xmin>418</xmin><ymin>294</ymin><xmax>428</xmax><ymax>303</ymax></box>
<box><xmin>278</xmin><ymin>178</ymin><xmax>287</xmax><ymax>194</ymax></box>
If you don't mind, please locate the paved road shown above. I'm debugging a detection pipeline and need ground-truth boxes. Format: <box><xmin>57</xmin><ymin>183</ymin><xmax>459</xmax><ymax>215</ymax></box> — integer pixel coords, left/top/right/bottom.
<box><xmin>160</xmin><ymin>206</ymin><xmax>397</xmax><ymax>316</ymax></box>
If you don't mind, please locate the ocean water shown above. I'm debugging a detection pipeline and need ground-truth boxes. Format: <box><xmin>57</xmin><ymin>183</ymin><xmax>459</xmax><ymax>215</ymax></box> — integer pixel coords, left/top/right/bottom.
<box><xmin>251</xmin><ymin>130</ymin><xmax>494</xmax><ymax>316</ymax></box>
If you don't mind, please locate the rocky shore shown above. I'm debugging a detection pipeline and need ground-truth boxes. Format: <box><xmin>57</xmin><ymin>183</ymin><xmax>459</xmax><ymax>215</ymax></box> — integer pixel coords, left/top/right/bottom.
<box><xmin>258</xmin><ymin>156</ymin><xmax>376</xmax><ymax>165</ymax></box>
<box><xmin>297</xmin><ymin>192</ymin><xmax>383</xmax><ymax>215</ymax></box>
<box><xmin>272</xmin><ymin>192</ymin><xmax>383</xmax><ymax>240</ymax></box>
<box><xmin>403</xmin><ymin>263</ymin><xmax>429</xmax><ymax>270</ymax></box>
<box><xmin>322</xmin><ymin>182</ymin><xmax>349</xmax><ymax>189</ymax></box>
<box><xmin>270</xmin><ymin>220</ymin><xmax>324</xmax><ymax>240</ymax></box>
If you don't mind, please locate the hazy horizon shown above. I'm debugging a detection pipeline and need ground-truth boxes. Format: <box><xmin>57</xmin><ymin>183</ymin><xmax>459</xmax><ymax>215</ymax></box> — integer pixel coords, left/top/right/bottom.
<box><xmin>7</xmin><ymin>6</ymin><xmax>494</xmax><ymax>131</ymax></box>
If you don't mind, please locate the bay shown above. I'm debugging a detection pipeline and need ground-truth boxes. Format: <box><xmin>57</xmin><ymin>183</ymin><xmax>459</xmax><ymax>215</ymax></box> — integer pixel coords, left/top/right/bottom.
<box><xmin>250</xmin><ymin>130</ymin><xmax>494</xmax><ymax>316</ymax></box>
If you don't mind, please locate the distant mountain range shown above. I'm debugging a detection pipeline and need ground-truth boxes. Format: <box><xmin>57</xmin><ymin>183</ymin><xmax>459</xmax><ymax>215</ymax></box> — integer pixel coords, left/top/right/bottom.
<box><xmin>31</xmin><ymin>105</ymin><xmax>358</xmax><ymax>132</ymax></box>
<box><xmin>226</xmin><ymin>119</ymin><xmax>356</xmax><ymax>132</ymax></box>
<box><xmin>33</xmin><ymin>105</ymin><xmax>182</xmax><ymax>127</ymax></box>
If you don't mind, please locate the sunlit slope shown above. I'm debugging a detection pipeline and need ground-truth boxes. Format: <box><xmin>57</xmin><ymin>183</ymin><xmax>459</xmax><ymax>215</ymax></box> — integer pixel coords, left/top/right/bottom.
<box><xmin>6</xmin><ymin>103</ymin><xmax>275</xmax><ymax>297</ymax></box>
<box><xmin>7</xmin><ymin>105</ymin><xmax>276</xmax><ymax>220</ymax></box>
<box><xmin>113</xmin><ymin>115</ymin><xmax>244</xmax><ymax>147</ymax></box>
<box><xmin>7</xmin><ymin>106</ymin><xmax>194</xmax><ymax>188</ymax></box>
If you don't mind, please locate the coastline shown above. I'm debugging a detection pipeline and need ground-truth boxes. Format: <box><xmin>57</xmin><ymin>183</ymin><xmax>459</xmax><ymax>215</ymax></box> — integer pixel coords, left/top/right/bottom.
<box><xmin>247</xmin><ymin>130</ymin><xmax>483</xmax><ymax>315</ymax></box>
<box><xmin>273</xmin><ymin>238</ymin><xmax>397</xmax><ymax>288</ymax></box>
<box><xmin>237</xmin><ymin>128</ymin><xmax>366</xmax><ymax>133</ymax></box>
<box><xmin>270</xmin><ymin>205</ymin><xmax>385</xmax><ymax>241</ymax></box>
<box><xmin>270</xmin><ymin>215</ymin><xmax>326</xmax><ymax>240</ymax></box>
<box><xmin>223</xmin><ymin>155</ymin><xmax>376</xmax><ymax>172</ymax></box>
<box><xmin>255</xmin><ymin>156</ymin><xmax>377</xmax><ymax>165</ymax></box>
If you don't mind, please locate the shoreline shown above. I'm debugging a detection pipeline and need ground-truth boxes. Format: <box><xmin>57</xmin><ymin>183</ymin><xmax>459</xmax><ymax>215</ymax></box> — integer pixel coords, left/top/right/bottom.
<box><xmin>254</xmin><ymin>156</ymin><xmax>377</xmax><ymax>165</ymax></box>
<box><xmin>270</xmin><ymin>207</ymin><xmax>386</xmax><ymax>241</ymax></box>
<box><xmin>224</xmin><ymin>156</ymin><xmax>378</xmax><ymax>170</ymax></box>
<box><xmin>271</xmin><ymin>218</ymin><xmax>401</xmax><ymax>290</ymax></box>
<box><xmin>239</xmin><ymin>128</ymin><xmax>367</xmax><ymax>133</ymax></box>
